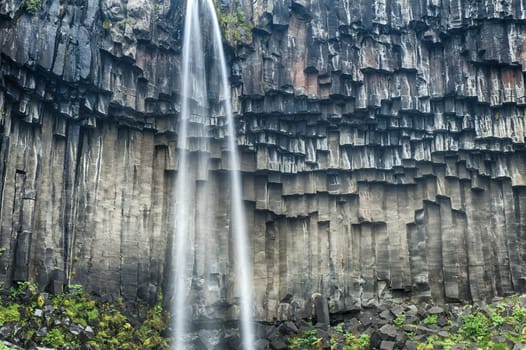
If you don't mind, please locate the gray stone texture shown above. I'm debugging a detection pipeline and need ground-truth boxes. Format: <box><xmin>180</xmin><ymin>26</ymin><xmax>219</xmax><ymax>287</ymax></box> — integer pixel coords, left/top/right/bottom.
<box><xmin>0</xmin><ymin>0</ymin><xmax>526</xmax><ymax>322</ymax></box>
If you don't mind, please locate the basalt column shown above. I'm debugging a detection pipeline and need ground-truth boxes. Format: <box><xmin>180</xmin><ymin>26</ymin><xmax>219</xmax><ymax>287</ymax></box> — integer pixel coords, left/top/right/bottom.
<box><xmin>1</xmin><ymin>0</ymin><xmax>526</xmax><ymax>321</ymax></box>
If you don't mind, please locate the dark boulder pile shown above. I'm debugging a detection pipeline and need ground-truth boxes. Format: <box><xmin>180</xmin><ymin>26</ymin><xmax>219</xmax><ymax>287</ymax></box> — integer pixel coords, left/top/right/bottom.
<box><xmin>250</xmin><ymin>296</ymin><xmax>526</xmax><ymax>350</ymax></box>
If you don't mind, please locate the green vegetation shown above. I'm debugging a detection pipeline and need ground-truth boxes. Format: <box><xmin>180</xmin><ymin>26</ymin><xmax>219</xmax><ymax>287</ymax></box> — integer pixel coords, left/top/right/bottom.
<box><xmin>42</xmin><ymin>328</ymin><xmax>75</xmax><ymax>349</ymax></box>
<box><xmin>290</xmin><ymin>296</ymin><xmax>526</xmax><ymax>350</ymax></box>
<box><xmin>291</xmin><ymin>326</ymin><xmax>370</xmax><ymax>350</ymax></box>
<box><xmin>0</xmin><ymin>304</ymin><xmax>20</xmax><ymax>326</ymax></box>
<box><xmin>102</xmin><ymin>19</ymin><xmax>112</xmax><ymax>30</ymax></box>
<box><xmin>335</xmin><ymin>322</ymin><xmax>345</xmax><ymax>333</ymax></box>
<box><xmin>0</xmin><ymin>281</ymin><xmax>169</xmax><ymax>349</ymax></box>
<box><xmin>101</xmin><ymin>17</ymin><xmax>136</xmax><ymax>31</ymax></box>
<box><xmin>422</xmin><ymin>313</ymin><xmax>438</xmax><ymax>326</ymax></box>
<box><xmin>23</xmin><ymin>0</ymin><xmax>40</xmax><ymax>14</ymax></box>
<box><xmin>214</xmin><ymin>0</ymin><xmax>253</xmax><ymax>46</ymax></box>
<box><xmin>412</xmin><ymin>297</ymin><xmax>526</xmax><ymax>350</ymax></box>
<box><xmin>1</xmin><ymin>280</ymin><xmax>526</xmax><ymax>350</ymax></box>
<box><xmin>460</xmin><ymin>312</ymin><xmax>491</xmax><ymax>342</ymax></box>
<box><xmin>290</xmin><ymin>329</ymin><xmax>322</xmax><ymax>349</ymax></box>
<box><xmin>341</xmin><ymin>333</ymin><xmax>370</xmax><ymax>350</ymax></box>
<box><xmin>393</xmin><ymin>312</ymin><xmax>406</xmax><ymax>327</ymax></box>
<box><xmin>116</xmin><ymin>17</ymin><xmax>137</xmax><ymax>29</ymax></box>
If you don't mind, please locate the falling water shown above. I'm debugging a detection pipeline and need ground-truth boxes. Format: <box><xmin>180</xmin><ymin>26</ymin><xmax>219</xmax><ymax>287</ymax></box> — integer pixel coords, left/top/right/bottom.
<box><xmin>203</xmin><ymin>2</ymin><xmax>256</xmax><ymax>349</ymax></box>
<box><xmin>172</xmin><ymin>0</ymin><xmax>254</xmax><ymax>349</ymax></box>
<box><xmin>172</xmin><ymin>0</ymin><xmax>203</xmax><ymax>349</ymax></box>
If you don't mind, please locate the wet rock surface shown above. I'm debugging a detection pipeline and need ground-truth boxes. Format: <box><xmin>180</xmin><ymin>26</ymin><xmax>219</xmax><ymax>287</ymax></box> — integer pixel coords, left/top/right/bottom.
<box><xmin>0</xmin><ymin>0</ymin><xmax>526</xmax><ymax>322</ymax></box>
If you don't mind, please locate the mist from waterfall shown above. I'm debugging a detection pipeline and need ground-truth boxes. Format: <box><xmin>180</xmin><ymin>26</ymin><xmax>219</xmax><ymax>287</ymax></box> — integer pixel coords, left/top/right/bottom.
<box><xmin>172</xmin><ymin>0</ymin><xmax>255</xmax><ymax>349</ymax></box>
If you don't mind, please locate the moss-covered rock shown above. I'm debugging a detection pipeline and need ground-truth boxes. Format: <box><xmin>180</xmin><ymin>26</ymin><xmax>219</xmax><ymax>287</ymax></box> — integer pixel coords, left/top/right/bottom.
<box><xmin>214</xmin><ymin>0</ymin><xmax>253</xmax><ymax>46</ymax></box>
<box><xmin>0</xmin><ymin>282</ymin><xmax>169</xmax><ymax>350</ymax></box>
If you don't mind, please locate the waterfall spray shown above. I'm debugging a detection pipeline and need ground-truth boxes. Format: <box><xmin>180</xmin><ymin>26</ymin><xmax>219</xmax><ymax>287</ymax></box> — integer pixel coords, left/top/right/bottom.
<box><xmin>172</xmin><ymin>0</ymin><xmax>199</xmax><ymax>348</ymax></box>
<box><xmin>204</xmin><ymin>2</ymin><xmax>256</xmax><ymax>348</ymax></box>
<box><xmin>172</xmin><ymin>0</ymin><xmax>254</xmax><ymax>349</ymax></box>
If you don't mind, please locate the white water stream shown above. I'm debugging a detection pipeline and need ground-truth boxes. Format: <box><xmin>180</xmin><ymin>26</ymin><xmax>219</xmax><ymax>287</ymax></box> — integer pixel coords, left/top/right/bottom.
<box><xmin>172</xmin><ymin>0</ymin><xmax>254</xmax><ymax>348</ymax></box>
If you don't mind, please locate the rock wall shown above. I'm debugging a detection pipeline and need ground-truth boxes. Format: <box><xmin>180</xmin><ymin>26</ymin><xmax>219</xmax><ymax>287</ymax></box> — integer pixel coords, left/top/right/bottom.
<box><xmin>1</xmin><ymin>0</ymin><xmax>526</xmax><ymax>321</ymax></box>
<box><xmin>0</xmin><ymin>0</ymin><xmax>183</xmax><ymax>303</ymax></box>
<box><xmin>234</xmin><ymin>0</ymin><xmax>526</xmax><ymax>319</ymax></box>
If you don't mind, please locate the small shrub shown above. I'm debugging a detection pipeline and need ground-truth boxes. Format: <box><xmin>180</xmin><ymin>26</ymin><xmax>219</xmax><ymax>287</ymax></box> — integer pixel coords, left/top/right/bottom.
<box><xmin>42</xmin><ymin>328</ymin><xmax>66</xmax><ymax>348</ymax></box>
<box><xmin>358</xmin><ymin>334</ymin><xmax>370</xmax><ymax>348</ymax></box>
<box><xmin>460</xmin><ymin>312</ymin><xmax>490</xmax><ymax>343</ymax></box>
<box><xmin>214</xmin><ymin>0</ymin><xmax>253</xmax><ymax>45</ymax></box>
<box><xmin>67</xmin><ymin>284</ymin><xmax>83</xmax><ymax>295</ymax></box>
<box><xmin>393</xmin><ymin>312</ymin><xmax>406</xmax><ymax>327</ymax></box>
<box><xmin>9</xmin><ymin>281</ymin><xmax>37</xmax><ymax>300</ymax></box>
<box><xmin>512</xmin><ymin>305</ymin><xmax>526</xmax><ymax>325</ymax></box>
<box><xmin>0</xmin><ymin>342</ymin><xmax>15</xmax><ymax>350</ymax></box>
<box><xmin>490</xmin><ymin>312</ymin><xmax>505</xmax><ymax>327</ymax></box>
<box><xmin>9</xmin><ymin>287</ymin><xmax>24</xmax><ymax>300</ymax></box>
<box><xmin>423</xmin><ymin>314</ymin><xmax>438</xmax><ymax>326</ymax></box>
<box><xmin>23</xmin><ymin>0</ymin><xmax>40</xmax><ymax>14</ymax></box>
<box><xmin>289</xmin><ymin>330</ymin><xmax>321</xmax><ymax>349</ymax></box>
<box><xmin>0</xmin><ymin>304</ymin><xmax>20</xmax><ymax>326</ymax></box>
<box><xmin>491</xmin><ymin>342</ymin><xmax>509</xmax><ymax>350</ymax></box>
<box><xmin>341</xmin><ymin>333</ymin><xmax>369</xmax><ymax>350</ymax></box>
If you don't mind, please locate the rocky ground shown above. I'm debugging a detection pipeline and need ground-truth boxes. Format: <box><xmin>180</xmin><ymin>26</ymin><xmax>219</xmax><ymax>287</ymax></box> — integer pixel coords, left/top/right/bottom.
<box><xmin>191</xmin><ymin>295</ymin><xmax>526</xmax><ymax>350</ymax></box>
<box><xmin>250</xmin><ymin>296</ymin><xmax>526</xmax><ymax>350</ymax></box>
<box><xmin>0</xmin><ymin>282</ymin><xmax>169</xmax><ymax>350</ymax></box>
<box><xmin>1</xmin><ymin>283</ymin><xmax>526</xmax><ymax>350</ymax></box>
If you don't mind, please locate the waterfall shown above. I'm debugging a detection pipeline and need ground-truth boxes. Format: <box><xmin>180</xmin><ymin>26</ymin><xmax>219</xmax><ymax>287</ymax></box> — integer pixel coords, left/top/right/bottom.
<box><xmin>172</xmin><ymin>1</ymin><xmax>202</xmax><ymax>348</ymax></box>
<box><xmin>172</xmin><ymin>0</ymin><xmax>255</xmax><ymax>349</ymax></box>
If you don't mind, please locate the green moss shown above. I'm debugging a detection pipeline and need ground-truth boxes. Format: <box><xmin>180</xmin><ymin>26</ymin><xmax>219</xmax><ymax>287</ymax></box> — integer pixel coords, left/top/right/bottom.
<box><xmin>460</xmin><ymin>312</ymin><xmax>491</xmax><ymax>342</ymax></box>
<box><xmin>102</xmin><ymin>19</ymin><xmax>112</xmax><ymax>30</ymax></box>
<box><xmin>0</xmin><ymin>304</ymin><xmax>20</xmax><ymax>326</ymax></box>
<box><xmin>393</xmin><ymin>312</ymin><xmax>406</xmax><ymax>327</ymax></box>
<box><xmin>214</xmin><ymin>0</ymin><xmax>253</xmax><ymax>46</ymax></box>
<box><xmin>42</xmin><ymin>328</ymin><xmax>67</xmax><ymax>348</ymax></box>
<box><xmin>422</xmin><ymin>314</ymin><xmax>438</xmax><ymax>326</ymax></box>
<box><xmin>0</xmin><ymin>283</ymin><xmax>169</xmax><ymax>349</ymax></box>
<box><xmin>86</xmin><ymin>308</ymin><xmax>99</xmax><ymax>321</ymax></box>
<box><xmin>289</xmin><ymin>330</ymin><xmax>322</xmax><ymax>349</ymax></box>
<box><xmin>9</xmin><ymin>281</ymin><xmax>36</xmax><ymax>301</ymax></box>
<box><xmin>102</xmin><ymin>17</ymin><xmax>136</xmax><ymax>31</ymax></box>
<box><xmin>511</xmin><ymin>304</ymin><xmax>526</xmax><ymax>325</ymax></box>
<box><xmin>23</xmin><ymin>0</ymin><xmax>40</xmax><ymax>14</ymax></box>
<box><xmin>116</xmin><ymin>17</ymin><xmax>136</xmax><ymax>29</ymax></box>
<box><xmin>342</xmin><ymin>333</ymin><xmax>369</xmax><ymax>350</ymax></box>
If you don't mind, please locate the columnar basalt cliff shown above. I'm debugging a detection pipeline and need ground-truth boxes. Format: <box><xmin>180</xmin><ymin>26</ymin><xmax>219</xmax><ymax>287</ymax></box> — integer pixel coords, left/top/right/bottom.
<box><xmin>1</xmin><ymin>0</ymin><xmax>526</xmax><ymax>321</ymax></box>
<box><xmin>0</xmin><ymin>0</ymin><xmax>184</xmax><ymax>304</ymax></box>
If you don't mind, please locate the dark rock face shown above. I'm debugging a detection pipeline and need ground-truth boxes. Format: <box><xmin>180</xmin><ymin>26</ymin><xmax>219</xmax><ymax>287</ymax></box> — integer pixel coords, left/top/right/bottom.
<box><xmin>0</xmin><ymin>0</ymin><xmax>183</xmax><ymax>303</ymax></box>
<box><xmin>233</xmin><ymin>0</ymin><xmax>526</xmax><ymax>319</ymax></box>
<box><xmin>1</xmin><ymin>0</ymin><xmax>526</xmax><ymax>322</ymax></box>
